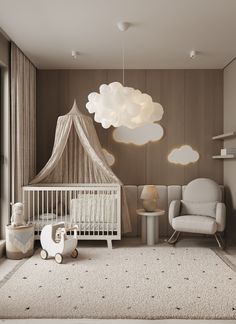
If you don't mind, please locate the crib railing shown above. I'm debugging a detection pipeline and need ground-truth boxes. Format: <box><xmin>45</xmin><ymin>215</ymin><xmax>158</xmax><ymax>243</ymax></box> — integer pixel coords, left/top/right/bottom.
<box><xmin>22</xmin><ymin>184</ymin><xmax>121</xmax><ymax>244</ymax></box>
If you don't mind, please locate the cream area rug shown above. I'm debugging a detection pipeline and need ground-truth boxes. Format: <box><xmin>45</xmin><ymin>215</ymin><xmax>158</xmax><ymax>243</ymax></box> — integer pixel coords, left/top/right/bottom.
<box><xmin>0</xmin><ymin>245</ymin><xmax>236</xmax><ymax>319</ymax></box>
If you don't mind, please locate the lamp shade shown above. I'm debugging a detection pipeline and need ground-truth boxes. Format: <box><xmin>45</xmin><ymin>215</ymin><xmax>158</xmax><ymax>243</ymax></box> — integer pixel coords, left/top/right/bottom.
<box><xmin>140</xmin><ymin>185</ymin><xmax>159</xmax><ymax>200</ymax></box>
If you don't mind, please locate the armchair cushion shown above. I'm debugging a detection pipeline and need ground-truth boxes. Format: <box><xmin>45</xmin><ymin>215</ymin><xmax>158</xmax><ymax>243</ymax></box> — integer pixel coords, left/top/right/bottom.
<box><xmin>169</xmin><ymin>200</ymin><xmax>181</xmax><ymax>224</ymax></box>
<box><xmin>183</xmin><ymin>178</ymin><xmax>221</xmax><ymax>202</ymax></box>
<box><xmin>180</xmin><ymin>201</ymin><xmax>217</xmax><ymax>218</ymax></box>
<box><xmin>172</xmin><ymin>215</ymin><xmax>217</xmax><ymax>234</ymax></box>
<box><xmin>215</xmin><ymin>202</ymin><xmax>226</xmax><ymax>232</ymax></box>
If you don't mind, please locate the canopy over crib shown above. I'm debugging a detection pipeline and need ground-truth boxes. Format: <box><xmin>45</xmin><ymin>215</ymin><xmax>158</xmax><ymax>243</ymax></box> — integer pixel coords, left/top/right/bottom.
<box><xmin>31</xmin><ymin>100</ymin><xmax>131</xmax><ymax>233</ymax></box>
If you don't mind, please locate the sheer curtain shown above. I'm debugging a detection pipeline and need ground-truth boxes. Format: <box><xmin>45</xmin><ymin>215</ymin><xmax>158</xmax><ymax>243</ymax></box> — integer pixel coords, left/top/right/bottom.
<box><xmin>11</xmin><ymin>42</ymin><xmax>36</xmax><ymax>202</ymax></box>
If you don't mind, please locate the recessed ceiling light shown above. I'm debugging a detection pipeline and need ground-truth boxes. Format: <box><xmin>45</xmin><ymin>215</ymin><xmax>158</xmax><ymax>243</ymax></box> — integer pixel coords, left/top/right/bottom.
<box><xmin>71</xmin><ymin>50</ymin><xmax>79</xmax><ymax>59</ymax></box>
<box><xmin>117</xmin><ymin>21</ymin><xmax>130</xmax><ymax>32</ymax></box>
<box><xmin>190</xmin><ymin>50</ymin><xmax>197</xmax><ymax>59</ymax></box>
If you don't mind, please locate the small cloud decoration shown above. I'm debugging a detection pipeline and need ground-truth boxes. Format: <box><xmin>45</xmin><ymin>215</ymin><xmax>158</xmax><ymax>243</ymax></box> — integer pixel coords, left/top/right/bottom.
<box><xmin>102</xmin><ymin>148</ymin><xmax>115</xmax><ymax>166</ymax></box>
<box><xmin>86</xmin><ymin>82</ymin><xmax>164</xmax><ymax>129</ymax></box>
<box><xmin>168</xmin><ymin>145</ymin><xmax>199</xmax><ymax>165</ymax></box>
<box><xmin>113</xmin><ymin>124</ymin><xmax>164</xmax><ymax>145</ymax></box>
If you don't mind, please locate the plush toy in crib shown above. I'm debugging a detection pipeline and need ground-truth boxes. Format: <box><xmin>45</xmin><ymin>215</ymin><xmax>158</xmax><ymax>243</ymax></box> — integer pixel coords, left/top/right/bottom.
<box><xmin>40</xmin><ymin>222</ymin><xmax>78</xmax><ymax>264</ymax></box>
<box><xmin>11</xmin><ymin>202</ymin><xmax>26</xmax><ymax>227</ymax></box>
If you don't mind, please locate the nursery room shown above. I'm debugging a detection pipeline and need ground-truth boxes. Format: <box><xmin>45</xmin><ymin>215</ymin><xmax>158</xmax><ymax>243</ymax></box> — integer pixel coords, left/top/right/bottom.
<box><xmin>0</xmin><ymin>0</ymin><xmax>236</xmax><ymax>322</ymax></box>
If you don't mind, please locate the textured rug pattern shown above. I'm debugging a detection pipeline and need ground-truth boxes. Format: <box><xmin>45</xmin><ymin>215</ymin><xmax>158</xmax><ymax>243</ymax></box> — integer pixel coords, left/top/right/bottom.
<box><xmin>0</xmin><ymin>245</ymin><xmax>236</xmax><ymax>319</ymax></box>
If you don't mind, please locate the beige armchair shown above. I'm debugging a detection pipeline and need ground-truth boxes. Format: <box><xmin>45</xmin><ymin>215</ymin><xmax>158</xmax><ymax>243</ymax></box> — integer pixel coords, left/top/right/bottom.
<box><xmin>168</xmin><ymin>178</ymin><xmax>226</xmax><ymax>249</ymax></box>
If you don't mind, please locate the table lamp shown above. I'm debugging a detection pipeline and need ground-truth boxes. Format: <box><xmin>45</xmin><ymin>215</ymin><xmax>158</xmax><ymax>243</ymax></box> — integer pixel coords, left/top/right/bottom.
<box><xmin>140</xmin><ymin>185</ymin><xmax>159</xmax><ymax>212</ymax></box>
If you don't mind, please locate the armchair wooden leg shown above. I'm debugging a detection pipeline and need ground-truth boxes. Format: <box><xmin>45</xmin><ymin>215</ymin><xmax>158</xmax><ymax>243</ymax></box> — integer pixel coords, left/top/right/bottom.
<box><xmin>214</xmin><ymin>233</ymin><xmax>225</xmax><ymax>250</ymax></box>
<box><xmin>167</xmin><ymin>231</ymin><xmax>180</xmax><ymax>244</ymax></box>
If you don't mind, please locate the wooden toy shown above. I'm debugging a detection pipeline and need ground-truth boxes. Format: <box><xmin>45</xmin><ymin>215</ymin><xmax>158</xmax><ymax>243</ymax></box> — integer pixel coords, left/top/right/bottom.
<box><xmin>40</xmin><ymin>222</ymin><xmax>78</xmax><ymax>264</ymax></box>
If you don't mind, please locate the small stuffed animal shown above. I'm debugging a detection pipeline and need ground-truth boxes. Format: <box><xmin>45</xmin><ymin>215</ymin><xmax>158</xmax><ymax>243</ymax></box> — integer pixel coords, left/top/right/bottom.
<box><xmin>11</xmin><ymin>202</ymin><xmax>26</xmax><ymax>227</ymax></box>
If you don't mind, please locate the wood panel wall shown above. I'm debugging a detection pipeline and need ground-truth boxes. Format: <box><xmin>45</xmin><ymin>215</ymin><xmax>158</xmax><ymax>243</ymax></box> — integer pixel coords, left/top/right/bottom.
<box><xmin>36</xmin><ymin>69</ymin><xmax>223</xmax><ymax>186</ymax></box>
<box><xmin>36</xmin><ymin>69</ymin><xmax>223</xmax><ymax>237</ymax></box>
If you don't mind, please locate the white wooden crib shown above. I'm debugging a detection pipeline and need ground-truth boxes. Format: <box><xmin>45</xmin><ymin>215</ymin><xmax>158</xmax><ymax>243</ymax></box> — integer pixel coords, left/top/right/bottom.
<box><xmin>22</xmin><ymin>184</ymin><xmax>121</xmax><ymax>248</ymax></box>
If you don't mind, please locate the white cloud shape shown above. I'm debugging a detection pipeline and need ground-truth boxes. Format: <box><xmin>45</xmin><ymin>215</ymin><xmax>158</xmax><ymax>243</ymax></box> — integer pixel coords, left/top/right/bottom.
<box><xmin>86</xmin><ymin>82</ymin><xmax>164</xmax><ymax>129</ymax></box>
<box><xmin>168</xmin><ymin>145</ymin><xmax>199</xmax><ymax>165</ymax></box>
<box><xmin>102</xmin><ymin>148</ymin><xmax>115</xmax><ymax>166</ymax></box>
<box><xmin>113</xmin><ymin>124</ymin><xmax>164</xmax><ymax>145</ymax></box>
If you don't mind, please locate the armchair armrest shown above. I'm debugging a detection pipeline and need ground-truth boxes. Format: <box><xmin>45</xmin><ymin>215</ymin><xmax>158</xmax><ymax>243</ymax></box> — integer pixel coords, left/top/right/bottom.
<box><xmin>216</xmin><ymin>202</ymin><xmax>226</xmax><ymax>232</ymax></box>
<box><xmin>168</xmin><ymin>200</ymin><xmax>181</xmax><ymax>225</ymax></box>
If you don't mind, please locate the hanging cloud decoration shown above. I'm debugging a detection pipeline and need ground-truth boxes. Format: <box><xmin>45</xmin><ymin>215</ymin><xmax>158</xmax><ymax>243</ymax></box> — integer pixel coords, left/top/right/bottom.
<box><xmin>102</xmin><ymin>148</ymin><xmax>115</xmax><ymax>166</ymax></box>
<box><xmin>86</xmin><ymin>82</ymin><xmax>164</xmax><ymax>129</ymax></box>
<box><xmin>113</xmin><ymin>124</ymin><xmax>164</xmax><ymax>145</ymax></box>
<box><xmin>168</xmin><ymin>145</ymin><xmax>199</xmax><ymax>165</ymax></box>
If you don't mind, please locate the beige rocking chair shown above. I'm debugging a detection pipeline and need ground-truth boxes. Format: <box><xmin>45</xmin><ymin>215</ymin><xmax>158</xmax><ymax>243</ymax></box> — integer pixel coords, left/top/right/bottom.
<box><xmin>168</xmin><ymin>178</ymin><xmax>226</xmax><ymax>249</ymax></box>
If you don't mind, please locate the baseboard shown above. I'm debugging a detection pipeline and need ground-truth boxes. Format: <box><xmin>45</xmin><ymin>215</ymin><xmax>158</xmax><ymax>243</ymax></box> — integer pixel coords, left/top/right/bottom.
<box><xmin>0</xmin><ymin>240</ymin><xmax>6</xmax><ymax>258</ymax></box>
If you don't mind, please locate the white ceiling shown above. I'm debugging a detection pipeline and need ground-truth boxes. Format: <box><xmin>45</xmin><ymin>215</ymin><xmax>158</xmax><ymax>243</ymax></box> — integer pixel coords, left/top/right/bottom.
<box><xmin>0</xmin><ymin>0</ymin><xmax>236</xmax><ymax>69</ymax></box>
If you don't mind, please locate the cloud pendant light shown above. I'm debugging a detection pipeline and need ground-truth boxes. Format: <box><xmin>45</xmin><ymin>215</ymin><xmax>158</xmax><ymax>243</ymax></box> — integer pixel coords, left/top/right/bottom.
<box><xmin>86</xmin><ymin>82</ymin><xmax>163</xmax><ymax>129</ymax></box>
<box><xmin>86</xmin><ymin>22</ymin><xmax>164</xmax><ymax>129</ymax></box>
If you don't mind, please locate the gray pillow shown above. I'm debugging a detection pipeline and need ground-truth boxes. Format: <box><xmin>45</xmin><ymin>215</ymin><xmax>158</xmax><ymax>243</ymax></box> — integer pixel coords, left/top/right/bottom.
<box><xmin>181</xmin><ymin>200</ymin><xmax>217</xmax><ymax>218</ymax></box>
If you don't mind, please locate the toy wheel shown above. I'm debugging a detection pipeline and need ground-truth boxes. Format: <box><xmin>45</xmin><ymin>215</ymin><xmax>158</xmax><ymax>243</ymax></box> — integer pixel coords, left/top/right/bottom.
<box><xmin>71</xmin><ymin>249</ymin><xmax>78</xmax><ymax>258</ymax></box>
<box><xmin>40</xmin><ymin>249</ymin><xmax>48</xmax><ymax>260</ymax></box>
<box><xmin>55</xmin><ymin>253</ymin><xmax>63</xmax><ymax>264</ymax></box>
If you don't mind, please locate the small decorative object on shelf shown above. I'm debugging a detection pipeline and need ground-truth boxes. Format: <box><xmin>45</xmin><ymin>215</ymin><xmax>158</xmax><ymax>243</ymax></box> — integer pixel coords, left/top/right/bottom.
<box><xmin>221</xmin><ymin>148</ymin><xmax>236</xmax><ymax>156</ymax></box>
<box><xmin>212</xmin><ymin>131</ymin><xmax>236</xmax><ymax>159</ymax></box>
<box><xmin>140</xmin><ymin>185</ymin><xmax>159</xmax><ymax>212</ymax></box>
<box><xmin>6</xmin><ymin>202</ymin><xmax>34</xmax><ymax>259</ymax></box>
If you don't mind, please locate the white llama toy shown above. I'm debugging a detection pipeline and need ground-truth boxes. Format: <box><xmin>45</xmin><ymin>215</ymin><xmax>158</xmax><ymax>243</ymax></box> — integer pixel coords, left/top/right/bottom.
<box><xmin>11</xmin><ymin>202</ymin><xmax>26</xmax><ymax>227</ymax></box>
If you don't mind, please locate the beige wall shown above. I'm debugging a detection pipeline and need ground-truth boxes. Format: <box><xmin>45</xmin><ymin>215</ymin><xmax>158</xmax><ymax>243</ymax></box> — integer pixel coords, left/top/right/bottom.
<box><xmin>0</xmin><ymin>31</ymin><xmax>10</xmax><ymax>239</ymax></box>
<box><xmin>36</xmin><ymin>69</ymin><xmax>223</xmax><ymax>187</ymax></box>
<box><xmin>224</xmin><ymin>60</ymin><xmax>236</xmax><ymax>243</ymax></box>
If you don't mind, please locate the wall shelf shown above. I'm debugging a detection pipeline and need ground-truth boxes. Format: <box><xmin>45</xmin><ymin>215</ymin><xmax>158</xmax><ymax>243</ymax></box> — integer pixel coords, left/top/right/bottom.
<box><xmin>212</xmin><ymin>155</ymin><xmax>235</xmax><ymax>159</ymax></box>
<box><xmin>212</xmin><ymin>132</ymin><xmax>236</xmax><ymax>140</ymax></box>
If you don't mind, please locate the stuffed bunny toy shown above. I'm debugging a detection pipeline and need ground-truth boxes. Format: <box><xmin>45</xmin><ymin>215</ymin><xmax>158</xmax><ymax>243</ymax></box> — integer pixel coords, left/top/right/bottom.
<box><xmin>11</xmin><ymin>202</ymin><xmax>26</xmax><ymax>227</ymax></box>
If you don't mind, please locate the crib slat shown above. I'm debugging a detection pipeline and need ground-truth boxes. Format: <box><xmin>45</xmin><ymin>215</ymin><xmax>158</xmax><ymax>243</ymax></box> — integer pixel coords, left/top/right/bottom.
<box><xmin>69</xmin><ymin>190</ymin><xmax>71</xmax><ymax>228</ymax></box>
<box><xmin>51</xmin><ymin>190</ymin><xmax>53</xmax><ymax>224</ymax></box>
<box><xmin>112</xmin><ymin>189</ymin><xmax>115</xmax><ymax>236</ymax></box>
<box><xmin>93</xmin><ymin>189</ymin><xmax>95</xmax><ymax>236</ymax></box>
<box><xmin>36</xmin><ymin>191</ymin><xmax>38</xmax><ymax>234</ymax></box>
<box><xmin>60</xmin><ymin>190</ymin><xmax>63</xmax><ymax>222</ymax></box>
<box><xmin>32</xmin><ymin>190</ymin><xmax>35</xmax><ymax>225</ymax></box>
<box><xmin>56</xmin><ymin>190</ymin><xmax>58</xmax><ymax>223</ymax></box>
<box><xmin>78</xmin><ymin>189</ymin><xmax>81</xmax><ymax>236</ymax></box>
<box><xmin>28</xmin><ymin>191</ymin><xmax>30</xmax><ymax>224</ymax></box>
<box><xmin>65</xmin><ymin>190</ymin><xmax>68</xmax><ymax>226</ymax></box>
<box><xmin>42</xmin><ymin>191</ymin><xmax>44</xmax><ymax>228</ymax></box>
<box><xmin>102</xmin><ymin>190</ymin><xmax>104</xmax><ymax>234</ymax></box>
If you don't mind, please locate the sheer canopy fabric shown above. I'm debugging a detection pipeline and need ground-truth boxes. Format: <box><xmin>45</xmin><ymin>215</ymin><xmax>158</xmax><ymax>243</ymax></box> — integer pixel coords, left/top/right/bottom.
<box><xmin>31</xmin><ymin>102</ymin><xmax>131</xmax><ymax>233</ymax></box>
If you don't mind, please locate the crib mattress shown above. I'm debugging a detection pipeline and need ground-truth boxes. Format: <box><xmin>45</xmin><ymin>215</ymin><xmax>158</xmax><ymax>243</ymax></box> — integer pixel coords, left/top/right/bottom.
<box><xmin>33</xmin><ymin>217</ymin><xmax>118</xmax><ymax>232</ymax></box>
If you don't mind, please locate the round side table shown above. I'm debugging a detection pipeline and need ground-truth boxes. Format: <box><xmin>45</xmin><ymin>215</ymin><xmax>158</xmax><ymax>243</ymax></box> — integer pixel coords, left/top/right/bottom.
<box><xmin>137</xmin><ymin>209</ymin><xmax>165</xmax><ymax>245</ymax></box>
